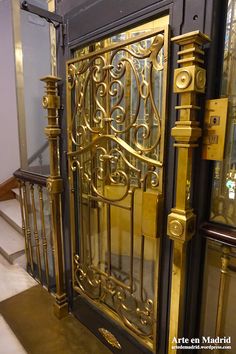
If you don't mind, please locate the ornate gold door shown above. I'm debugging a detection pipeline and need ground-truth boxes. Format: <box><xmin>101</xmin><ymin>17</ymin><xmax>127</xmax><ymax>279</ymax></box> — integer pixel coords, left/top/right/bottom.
<box><xmin>67</xmin><ymin>16</ymin><xmax>169</xmax><ymax>352</ymax></box>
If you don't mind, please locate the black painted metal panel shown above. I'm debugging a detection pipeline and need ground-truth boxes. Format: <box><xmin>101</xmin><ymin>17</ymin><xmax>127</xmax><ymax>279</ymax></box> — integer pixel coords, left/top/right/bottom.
<box><xmin>64</xmin><ymin>0</ymin><xmax>172</xmax><ymax>47</ymax></box>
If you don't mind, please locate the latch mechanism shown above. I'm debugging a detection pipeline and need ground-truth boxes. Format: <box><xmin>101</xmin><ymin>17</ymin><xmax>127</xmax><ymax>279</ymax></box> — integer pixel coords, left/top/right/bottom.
<box><xmin>202</xmin><ymin>98</ymin><xmax>228</xmax><ymax>160</ymax></box>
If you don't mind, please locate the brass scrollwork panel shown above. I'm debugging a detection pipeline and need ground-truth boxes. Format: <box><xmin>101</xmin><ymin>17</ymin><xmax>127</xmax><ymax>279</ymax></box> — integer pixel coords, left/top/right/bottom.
<box><xmin>67</xmin><ymin>17</ymin><xmax>169</xmax><ymax>351</ymax></box>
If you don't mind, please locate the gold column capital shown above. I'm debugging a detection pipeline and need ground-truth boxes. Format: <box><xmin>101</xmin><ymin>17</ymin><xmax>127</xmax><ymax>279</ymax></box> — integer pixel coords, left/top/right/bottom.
<box><xmin>40</xmin><ymin>75</ymin><xmax>62</xmax><ymax>83</ymax></box>
<box><xmin>171</xmin><ymin>30</ymin><xmax>210</xmax><ymax>46</ymax></box>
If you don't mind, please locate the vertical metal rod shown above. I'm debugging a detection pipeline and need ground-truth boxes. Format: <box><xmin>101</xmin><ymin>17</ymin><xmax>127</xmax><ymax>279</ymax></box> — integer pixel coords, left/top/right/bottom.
<box><xmin>38</xmin><ymin>186</ymin><xmax>50</xmax><ymax>289</ymax></box>
<box><xmin>19</xmin><ymin>181</ymin><xmax>29</xmax><ymax>266</ymax></box>
<box><xmin>140</xmin><ymin>235</ymin><xmax>145</xmax><ymax>302</ymax></box>
<box><xmin>97</xmin><ymin>204</ymin><xmax>102</xmax><ymax>269</ymax></box>
<box><xmin>214</xmin><ymin>245</ymin><xmax>231</xmax><ymax>351</ymax></box>
<box><xmin>107</xmin><ymin>203</ymin><xmax>112</xmax><ymax>275</ymax></box>
<box><xmin>22</xmin><ymin>182</ymin><xmax>34</xmax><ymax>273</ymax></box>
<box><xmin>130</xmin><ymin>191</ymin><xmax>134</xmax><ymax>293</ymax></box>
<box><xmin>87</xmin><ymin>197</ymin><xmax>92</xmax><ymax>264</ymax></box>
<box><xmin>78</xmin><ymin>170</ymin><xmax>84</xmax><ymax>264</ymax></box>
<box><xmin>30</xmin><ymin>183</ymin><xmax>42</xmax><ymax>281</ymax></box>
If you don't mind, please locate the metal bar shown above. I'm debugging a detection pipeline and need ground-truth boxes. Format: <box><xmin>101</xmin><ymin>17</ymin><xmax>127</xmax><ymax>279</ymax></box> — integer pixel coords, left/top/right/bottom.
<box><xmin>87</xmin><ymin>194</ymin><xmax>131</xmax><ymax>210</ymax></box>
<box><xmin>107</xmin><ymin>204</ymin><xmax>112</xmax><ymax>276</ymax></box>
<box><xmin>97</xmin><ymin>204</ymin><xmax>102</xmax><ymax>270</ymax></box>
<box><xmin>67</xmin><ymin>27</ymin><xmax>166</xmax><ymax>65</ymax></box>
<box><xmin>22</xmin><ymin>182</ymin><xmax>34</xmax><ymax>273</ymax></box>
<box><xmin>140</xmin><ymin>235</ymin><xmax>145</xmax><ymax>302</ymax></box>
<box><xmin>21</xmin><ymin>1</ymin><xmax>63</xmax><ymax>24</ymax></box>
<box><xmin>38</xmin><ymin>186</ymin><xmax>50</xmax><ymax>289</ymax></box>
<box><xmin>19</xmin><ymin>181</ymin><xmax>29</xmax><ymax>266</ymax></box>
<box><xmin>87</xmin><ymin>197</ymin><xmax>92</xmax><ymax>264</ymax></box>
<box><xmin>30</xmin><ymin>183</ymin><xmax>42</xmax><ymax>282</ymax></box>
<box><xmin>130</xmin><ymin>191</ymin><xmax>134</xmax><ymax>293</ymax></box>
<box><xmin>79</xmin><ymin>169</ymin><xmax>85</xmax><ymax>264</ymax></box>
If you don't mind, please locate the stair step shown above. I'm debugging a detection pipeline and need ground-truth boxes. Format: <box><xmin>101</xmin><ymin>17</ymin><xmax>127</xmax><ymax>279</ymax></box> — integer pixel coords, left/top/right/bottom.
<box><xmin>11</xmin><ymin>188</ymin><xmax>20</xmax><ymax>201</ymax></box>
<box><xmin>0</xmin><ymin>216</ymin><xmax>25</xmax><ymax>264</ymax></box>
<box><xmin>13</xmin><ymin>253</ymin><xmax>27</xmax><ymax>269</ymax></box>
<box><xmin>0</xmin><ymin>199</ymin><xmax>22</xmax><ymax>234</ymax></box>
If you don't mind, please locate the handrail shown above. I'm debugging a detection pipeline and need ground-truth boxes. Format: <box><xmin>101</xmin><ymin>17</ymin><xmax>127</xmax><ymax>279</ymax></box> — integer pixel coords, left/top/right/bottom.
<box><xmin>14</xmin><ymin>168</ymin><xmax>47</xmax><ymax>186</ymax></box>
<box><xmin>200</xmin><ymin>222</ymin><xmax>236</xmax><ymax>247</ymax></box>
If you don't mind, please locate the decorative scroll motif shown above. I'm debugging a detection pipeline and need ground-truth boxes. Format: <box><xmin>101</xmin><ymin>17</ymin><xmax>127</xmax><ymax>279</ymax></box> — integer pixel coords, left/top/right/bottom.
<box><xmin>98</xmin><ymin>328</ymin><xmax>121</xmax><ymax>349</ymax></box>
<box><xmin>68</xmin><ymin>29</ymin><xmax>166</xmax><ymax>167</ymax></box>
<box><xmin>67</xmin><ymin>25</ymin><xmax>168</xmax><ymax>348</ymax></box>
<box><xmin>74</xmin><ymin>257</ymin><xmax>154</xmax><ymax>337</ymax></box>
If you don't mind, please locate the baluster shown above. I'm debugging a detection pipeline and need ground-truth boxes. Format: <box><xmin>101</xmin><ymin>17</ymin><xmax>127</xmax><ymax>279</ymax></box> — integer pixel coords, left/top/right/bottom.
<box><xmin>38</xmin><ymin>186</ymin><xmax>50</xmax><ymax>289</ymax></box>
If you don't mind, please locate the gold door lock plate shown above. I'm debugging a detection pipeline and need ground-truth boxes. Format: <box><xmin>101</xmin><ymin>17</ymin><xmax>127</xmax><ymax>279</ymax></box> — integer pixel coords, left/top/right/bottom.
<box><xmin>202</xmin><ymin>98</ymin><xmax>228</xmax><ymax>161</ymax></box>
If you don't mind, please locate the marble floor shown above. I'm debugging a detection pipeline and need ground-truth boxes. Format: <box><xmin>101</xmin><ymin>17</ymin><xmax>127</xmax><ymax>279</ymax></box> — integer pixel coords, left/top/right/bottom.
<box><xmin>0</xmin><ymin>254</ymin><xmax>111</xmax><ymax>354</ymax></box>
<box><xmin>0</xmin><ymin>315</ymin><xmax>27</xmax><ymax>354</ymax></box>
<box><xmin>0</xmin><ymin>254</ymin><xmax>36</xmax><ymax>302</ymax></box>
<box><xmin>0</xmin><ymin>254</ymin><xmax>36</xmax><ymax>353</ymax></box>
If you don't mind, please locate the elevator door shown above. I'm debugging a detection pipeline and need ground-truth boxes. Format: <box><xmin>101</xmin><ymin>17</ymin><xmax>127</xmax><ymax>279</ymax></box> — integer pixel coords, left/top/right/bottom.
<box><xmin>67</xmin><ymin>16</ymin><xmax>169</xmax><ymax>353</ymax></box>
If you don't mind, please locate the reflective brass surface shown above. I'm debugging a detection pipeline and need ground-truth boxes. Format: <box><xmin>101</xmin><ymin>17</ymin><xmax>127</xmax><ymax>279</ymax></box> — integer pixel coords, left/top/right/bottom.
<box><xmin>202</xmin><ymin>98</ymin><xmax>228</xmax><ymax>161</ymax></box>
<box><xmin>67</xmin><ymin>17</ymin><xmax>169</xmax><ymax>351</ymax></box>
<box><xmin>168</xmin><ymin>31</ymin><xmax>210</xmax><ymax>353</ymax></box>
<box><xmin>41</xmin><ymin>76</ymin><xmax>68</xmax><ymax>317</ymax></box>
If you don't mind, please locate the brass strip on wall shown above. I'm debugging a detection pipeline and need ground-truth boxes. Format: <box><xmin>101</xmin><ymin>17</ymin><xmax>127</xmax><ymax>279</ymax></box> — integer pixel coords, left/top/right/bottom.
<box><xmin>167</xmin><ymin>31</ymin><xmax>210</xmax><ymax>353</ymax></box>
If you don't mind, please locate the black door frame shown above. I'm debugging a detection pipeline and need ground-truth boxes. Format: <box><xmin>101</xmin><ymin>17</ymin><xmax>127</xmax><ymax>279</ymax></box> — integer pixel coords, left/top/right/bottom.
<box><xmin>55</xmin><ymin>0</ymin><xmax>227</xmax><ymax>352</ymax></box>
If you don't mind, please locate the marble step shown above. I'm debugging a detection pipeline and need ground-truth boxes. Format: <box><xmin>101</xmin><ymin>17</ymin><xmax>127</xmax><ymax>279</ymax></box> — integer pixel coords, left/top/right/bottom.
<box><xmin>0</xmin><ymin>216</ymin><xmax>25</xmax><ymax>264</ymax></box>
<box><xmin>0</xmin><ymin>315</ymin><xmax>27</xmax><ymax>353</ymax></box>
<box><xmin>0</xmin><ymin>199</ymin><xmax>22</xmax><ymax>234</ymax></box>
<box><xmin>11</xmin><ymin>187</ymin><xmax>20</xmax><ymax>201</ymax></box>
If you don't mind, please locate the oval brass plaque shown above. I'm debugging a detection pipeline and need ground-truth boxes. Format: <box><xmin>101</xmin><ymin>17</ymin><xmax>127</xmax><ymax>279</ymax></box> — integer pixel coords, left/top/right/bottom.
<box><xmin>98</xmin><ymin>328</ymin><xmax>121</xmax><ymax>350</ymax></box>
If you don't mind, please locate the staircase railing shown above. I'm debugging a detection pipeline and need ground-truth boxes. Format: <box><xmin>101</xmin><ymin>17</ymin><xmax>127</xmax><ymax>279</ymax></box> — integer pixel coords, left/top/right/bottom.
<box><xmin>14</xmin><ymin>169</ymin><xmax>55</xmax><ymax>291</ymax></box>
<box><xmin>14</xmin><ymin>75</ymin><xmax>68</xmax><ymax>318</ymax></box>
